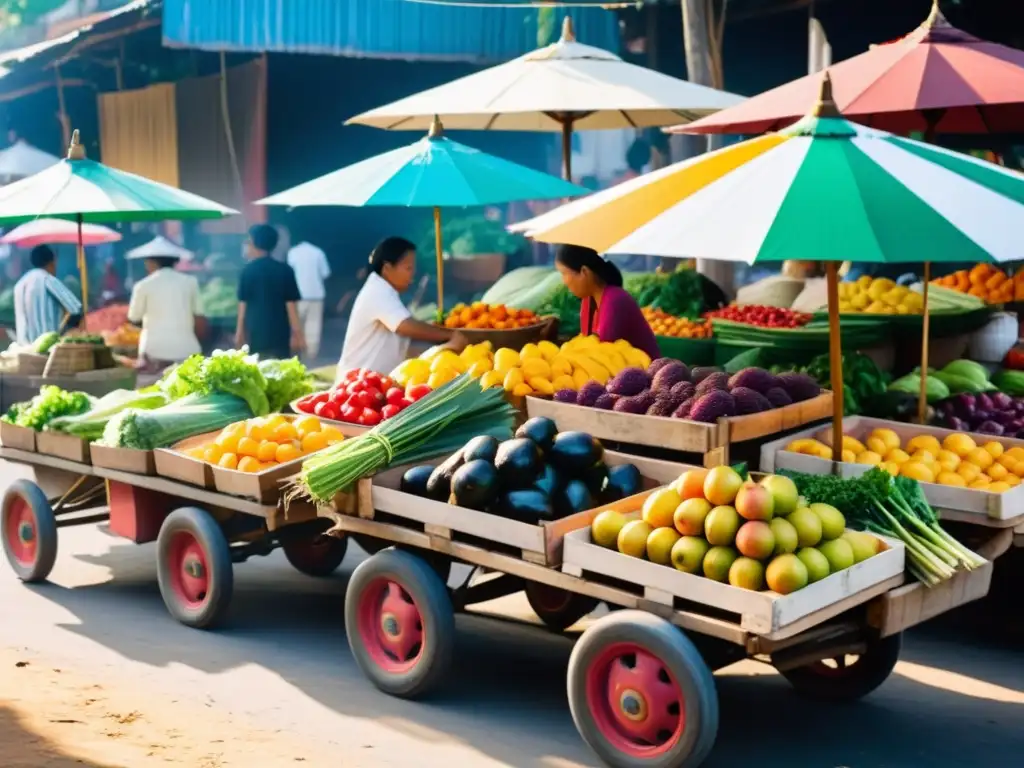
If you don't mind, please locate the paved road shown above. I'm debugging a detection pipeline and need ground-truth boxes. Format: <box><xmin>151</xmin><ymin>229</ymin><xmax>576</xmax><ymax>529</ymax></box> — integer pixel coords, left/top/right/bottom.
<box><xmin>1</xmin><ymin>512</ymin><xmax>1022</xmax><ymax>766</ymax></box>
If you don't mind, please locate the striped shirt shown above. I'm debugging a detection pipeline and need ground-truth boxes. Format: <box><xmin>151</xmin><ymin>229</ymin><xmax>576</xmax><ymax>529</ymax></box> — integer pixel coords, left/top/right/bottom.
<box><xmin>13</xmin><ymin>268</ymin><xmax>82</xmax><ymax>346</ymax></box>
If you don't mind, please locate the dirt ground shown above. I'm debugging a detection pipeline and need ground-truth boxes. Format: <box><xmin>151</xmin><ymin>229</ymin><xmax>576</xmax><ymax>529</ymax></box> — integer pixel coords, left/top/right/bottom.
<box><xmin>0</xmin><ymin>648</ymin><xmax>329</xmax><ymax>768</ymax></box>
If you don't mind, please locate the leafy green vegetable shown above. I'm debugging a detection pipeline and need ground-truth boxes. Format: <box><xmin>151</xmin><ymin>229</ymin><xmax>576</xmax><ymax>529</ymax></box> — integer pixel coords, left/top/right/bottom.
<box><xmin>258</xmin><ymin>357</ymin><xmax>313</xmax><ymax>412</ymax></box>
<box><xmin>101</xmin><ymin>393</ymin><xmax>252</xmax><ymax>450</ymax></box>
<box><xmin>1</xmin><ymin>386</ymin><xmax>91</xmax><ymax>431</ymax></box>
<box><xmin>47</xmin><ymin>389</ymin><xmax>168</xmax><ymax>441</ymax></box>
<box><xmin>161</xmin><ymin>348</ymin><xmax>270</xmax><ymax>416</ymax></box>
<box><xmin>724</xmin><ymin>348</ymin><xmax>764</xmax><ymax>374</ymax></box>
<box><xmin>798</xmin><ymin>351</ymin><xmax>889</xmax><ymax>415</ymax></box>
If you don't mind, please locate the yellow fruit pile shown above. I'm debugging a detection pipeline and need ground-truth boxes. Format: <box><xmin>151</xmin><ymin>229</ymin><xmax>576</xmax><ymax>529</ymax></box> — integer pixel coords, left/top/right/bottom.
<box><xmin>184</xmin><ymin>414</ymin><xmax>344</xmax><ymax>474</ymax></box>
<box><xmin>837</xmin><ymin>276</ymin><xmax>924</xmax><ymax>315</ymax></box>
<box><xmin>786</xmin><ymin>427</ymin><xmax>1022</xmax><ymax>492</ymax></box>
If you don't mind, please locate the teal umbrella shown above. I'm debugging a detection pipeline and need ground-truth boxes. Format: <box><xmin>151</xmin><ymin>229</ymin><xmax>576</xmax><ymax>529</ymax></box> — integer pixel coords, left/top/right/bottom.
<box><xmin>0</xmin><ymin>130</ymin><xmax>237</xmax><ymax>314</ymax></box>
<box><xmin>258</xmin><ymin>116</ymin><xmax>586</xmax><ymax>313</ymax></box>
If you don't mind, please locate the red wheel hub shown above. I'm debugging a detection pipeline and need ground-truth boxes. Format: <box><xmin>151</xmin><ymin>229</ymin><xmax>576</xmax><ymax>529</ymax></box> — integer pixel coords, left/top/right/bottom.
<box><xmin>357</xmin><ymin>579</ymin><xmax>424</xmax><ymax>673</ymax></box>
<box><xmin>586</xmin><ymin>642</ymin><xmax>686</xmax><ymax>758</ymax></box>
<box><xmin>167</xmin><ymin>531</ymin><xmax>210</xmax><ymax>608</ymax></box>
<box><xmin>5</xmin><ymin>497</ymin><xmax>37</xmax><ymax>567</ymax></box>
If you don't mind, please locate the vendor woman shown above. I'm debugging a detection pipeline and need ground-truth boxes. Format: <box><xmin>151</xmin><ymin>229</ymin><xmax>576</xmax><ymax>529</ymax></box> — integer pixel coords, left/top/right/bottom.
<box><xmin>127</xmin><ymin>241</ymin><xmax>202</xmax><ymax>369</ymax></box>
<box><xmin>338</xmin><ymin>236</ymin><xmax>467</xmax><ymax>378</ymax></box>
<box><xmin>555</xmin><ymin>244</ymin><xmax>660</xmax><ymax>359</ymax></box>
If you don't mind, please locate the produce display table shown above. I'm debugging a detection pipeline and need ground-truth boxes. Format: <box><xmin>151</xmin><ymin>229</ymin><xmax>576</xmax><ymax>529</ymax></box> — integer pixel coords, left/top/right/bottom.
<box><xmin>0</xmin><ymin>369</ymin><xmax>137</xmax><ymax>413</ymax></box>
<box><xmin>0</xmin><ymin>445</ymin><xmax>340</xmax><ymax>629</ymax></box>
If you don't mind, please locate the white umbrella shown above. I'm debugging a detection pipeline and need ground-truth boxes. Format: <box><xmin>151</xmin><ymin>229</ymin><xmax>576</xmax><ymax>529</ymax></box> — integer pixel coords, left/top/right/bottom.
<box><xmin>126</xmin><ymin>235</ymin><xmax>194</xmax><ymax>261</ymax></box>
<box><xmin>347</xmin><ymin>17</ymin><xmax>744</xmax><ymax>177</ymax></box>
<box><xmin>0</xmin><ymin>140</ymin><xmax>60</xmax><ymax>181</ymax></box>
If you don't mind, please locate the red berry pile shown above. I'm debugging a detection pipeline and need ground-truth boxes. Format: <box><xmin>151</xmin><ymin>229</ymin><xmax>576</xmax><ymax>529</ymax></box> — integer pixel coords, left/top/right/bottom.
<box><xmin>704</xmin><ymin>304</ymin><xmax>812</xmax><ymax>329</ymax></box>
<box><xmin>294</xmin><ymin>368</ymin><xmax>432</xmax><ymax>426</ymax></box>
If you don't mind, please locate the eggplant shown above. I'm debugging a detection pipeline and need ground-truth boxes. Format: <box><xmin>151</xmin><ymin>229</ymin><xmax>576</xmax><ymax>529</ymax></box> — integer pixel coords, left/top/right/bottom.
<box><xmin>533</xmin><ymin>463</ymin><xmax>565</xmax><ymax>496</ymax></box>
<box><xmin>580</xmin><ymin>461</ymin><xmax>608</xmax><ymax>495</ymax></box>
<box><xmin>462</xmin><ymin>435</ymin><xmax>500</xmax><ymax>464</ymax></box>
<box><xmin>977</xmin><ymin>420</ymin><xmax>1005</xmax><ymax>435</ymax></box>
<box><xmin>605</xmin><ymin>464</ymin><xmax>643</xmax><ymax>502</ymax></box>
<box><xmin>515</xmin><ymin>417</ymin><xmax>559</xmax><ymax>454</ymax></box>
<box><xmin>494</xmin><ymin>438</ymin><xmax>542</xmax><ymax>489</ymax></box>
<box><xmin>494</xmin><ymin>489</ymin><xmax>555</xmax><ymax>523</ymax></box>
<box><xmin>549</xmin><ymin>432</ymin><xmax>604</xmax><ymax>475</ymax></box>
<box><xmin>426</xmin><ymin>451</ymin><xmax>465</xmax><ymax>500</ymax></box>
<box><xmin>554</xmin><ymin>479</ymin><xmax>594</xmax><ymax>518</ymax></box>
<box><xmin>400</xmin><ymin>465</ymin><xmax>435</xmax><ymax>496</ymax></box>
<box><xmin>451</xmin><ymin>460</ymin><xmax>500</xmax><ymax>510</ymax></box>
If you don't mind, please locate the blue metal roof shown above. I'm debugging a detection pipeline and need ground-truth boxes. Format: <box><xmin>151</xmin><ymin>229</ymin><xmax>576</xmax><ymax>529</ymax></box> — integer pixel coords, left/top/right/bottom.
<box><xmin>161</xmin><ymin>0</ymin><xmax>620</xmax><ymax>62</ymax></box>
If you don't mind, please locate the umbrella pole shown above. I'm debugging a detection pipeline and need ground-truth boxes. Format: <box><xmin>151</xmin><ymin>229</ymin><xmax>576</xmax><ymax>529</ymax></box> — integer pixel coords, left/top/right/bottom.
<box><xmin>561</xmin><ymin>121</ymin><xmax>572</xmax><ymax>181</ymax></box>
<box><xmin>918</xmin><ymin>262</ymin><xmax>932</xmax><ymax>424</ymax></box>
<box><xmin>76</xmin><ymin>214</ymin><xmax>88</xmax><ymax>322</ymax></box>
<box><xmin>826</xmin><ymin>262</ymin><xmax>845</xmax><ymax>463</ymax></box>
<box><xmin>433</xmin><ymin>206</ymin><xmax>444</xmax><ymax>322</ymax></box>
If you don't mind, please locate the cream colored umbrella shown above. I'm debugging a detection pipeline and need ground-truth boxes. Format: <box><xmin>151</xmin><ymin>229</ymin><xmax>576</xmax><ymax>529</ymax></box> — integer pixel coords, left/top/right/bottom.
<box><xmin>347</xmin><ymin>17</ymin><xmax>744</xmax><ymax>178</ymax></box>
<box><xmin>126</xmin><ymin>235</ymin><xmax>194</xmax><ymax>261</ymax></box>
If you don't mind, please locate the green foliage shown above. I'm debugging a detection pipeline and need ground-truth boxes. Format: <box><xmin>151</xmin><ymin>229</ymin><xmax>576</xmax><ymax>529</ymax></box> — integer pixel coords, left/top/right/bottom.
<box><xmin>0</xmin><ymin>0</ymin><xmax>67</xmax><ymax>27</ymax></box>
<box><xmin>160</xmin><ymin>348</ymin><xmax>270</xmax><ymax>416</ymax></box>
<box><xmin>1</xmin><ymin>385</ymin><xmax>91</xmax><ymax>430</ymax></box>
<box><xmin>258</xmin><ymin>357</ymin><xmax>314</xmax><ymax>412</ymax></box>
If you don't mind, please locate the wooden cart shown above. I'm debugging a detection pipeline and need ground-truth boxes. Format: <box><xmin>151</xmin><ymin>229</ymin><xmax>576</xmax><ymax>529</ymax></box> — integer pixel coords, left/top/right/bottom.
<box><xmin>0</xmin><ymin>446</ymin><xmax>347</xmax><ymax>629</ymax></box>
<box><xmin>316</xmin><ymin>452</ymin><xmax>955</xmax><ymax>768</ymax></box>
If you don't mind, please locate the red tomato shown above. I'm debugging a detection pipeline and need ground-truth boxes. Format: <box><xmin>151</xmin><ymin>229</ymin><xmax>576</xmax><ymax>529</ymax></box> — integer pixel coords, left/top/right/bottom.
<box><xmin>385</xmin><ymin>387</ymin><xmax>405</xmax><ymax>406</ymax></box>
<box><xmin>406</xmin><ymin>384</ymin><xmax>432</xmax><ymax>401</ymax></box>
<box><xmin>343</xmin><ymin>368</ymin><xmax>362</xmax><ymax>382</ymax></box>
<box><xmin>340</xmin><ymin>403</ymin><xmax>359</xmax><ymax>422</ymax></box>
<box><xmin>381</xmin><ymin>404</ymin><xmax>401</xmax><ymax>420</ymax></box>
<box><xmin>364</xmin><ymin>386</ymin><xmax>385</xmax><ymax>406</ymax></box>
<box><xmin>317</xmin><ymin>402</ymin><xmax>340</xmax><ymax>421</ymax></box>
<box><xmin>330</xmin><ymin>390</ymin><xmax>349</xmax><ymax>406</ymax></box>
<box><xmin>397</xmin><ymin>397</ymin><xmax>413</xmax><ymax>409</ymax></box>
<box><xmin>358</xmin><ymin>408</ymin><xmax>382</xmax><ymax>426</ymax></box>
<box><xmin>379</xmin><ymin>376</ymin><xmax>395</xmax><ymax>391</ymax></box>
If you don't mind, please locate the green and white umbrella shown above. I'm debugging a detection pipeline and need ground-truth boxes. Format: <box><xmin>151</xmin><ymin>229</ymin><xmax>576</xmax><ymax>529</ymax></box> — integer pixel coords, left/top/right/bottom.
<box><xmin>0</xmin><ymin>130</ymin><xmax>236</xmax><ymax>313</ymax></box>
<box><xmin>514</xmin><ymin>74</ymin><xmax>1024</xmax><ymax>457</ymax></box>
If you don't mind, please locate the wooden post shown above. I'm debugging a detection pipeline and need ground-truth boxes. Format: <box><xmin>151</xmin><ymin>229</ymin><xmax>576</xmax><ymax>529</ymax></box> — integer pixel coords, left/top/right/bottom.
<box><xmin>918</xmin><ymin>262</ymin><xmax>932</xmax><ymax>424</ymax></box>
<box><xmin>434</xmin><ymin>206</ymin><xmax>444</xmax><ymax>320</ymax></box>
<box><xmin>77</xmin><ymin>214</ymin><xmax>88</xmax><ymax>319</ymax></box>
<box><xmin>825</xmin><ymin>262</ymin><xmax>844</xmax><ymax>462</ymax></box>
<box><xmin>561</xmin><ymin>120</ymin><xmax>573</xmax><ymax>181</ymax></box>
<box><xmin>54</xmin><ymin>65</ymin><xmax>71</xmax><ymax>149</ymax></box>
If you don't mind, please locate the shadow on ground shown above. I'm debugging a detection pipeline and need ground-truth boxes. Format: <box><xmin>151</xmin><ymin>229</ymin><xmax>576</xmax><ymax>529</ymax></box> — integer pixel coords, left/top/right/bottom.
<box><xmin>0</xmin><ymin>705</ymin><xmax>113</xmax><ymax>768</ymax></box>
<box><xmin>16</xmin><ymin>533</ymin><xmax>1024</xmax><ymax>767</ymax></box>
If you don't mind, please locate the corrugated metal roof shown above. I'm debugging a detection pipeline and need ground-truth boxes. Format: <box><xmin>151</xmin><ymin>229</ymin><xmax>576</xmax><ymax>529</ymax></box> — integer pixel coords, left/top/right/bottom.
<box><xmin>161</xmin><ymin>0</ymin><xmax>620</xmax><ymax>62</ymax></box>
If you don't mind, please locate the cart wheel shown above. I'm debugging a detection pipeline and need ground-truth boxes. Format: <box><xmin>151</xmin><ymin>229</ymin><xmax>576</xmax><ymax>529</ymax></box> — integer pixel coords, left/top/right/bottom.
<box><xmin>778</xmin><ymin>632</ymin><xmax>902</xmax><ymax>702</ymax></box>
<box><xmin>156</xmin><ymin>507</ymin><xmax>233</xmax><ymax>629</ymax></box>
<box><xmin>568</xmin><ymin>611</ymin><xmax>719</xmax><ymax>768</ymax></box>
<box><xmin>525</xmin><ymin>582</ymin><xmax>598</xmax><ymax>631</ymax></box>
<box><xmin>1</xmin><ymin>480</ymin><xmax>58</xmax><ymax>583</ymax></box>
<box><xmin>283</xmin><ymin>532</ymin><xmax>348</xmax><ymax>577</ymax></box>
<box><xmin>345</xmin><ymin>548</ymin><xmax>455</xmax><ymax>699</ymax></box>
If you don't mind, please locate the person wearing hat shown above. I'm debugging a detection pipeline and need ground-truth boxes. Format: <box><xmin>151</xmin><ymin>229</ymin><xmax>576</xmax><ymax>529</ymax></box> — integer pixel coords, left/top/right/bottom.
<box><xmin>235</xmin><ymin>224</ymin><xmax>305</xmax><ymax>359</ymax></box>
<box><xmin>126</xmin><ymin>241</ymin><xmax>202</xmax><ymax>369</ymax></box>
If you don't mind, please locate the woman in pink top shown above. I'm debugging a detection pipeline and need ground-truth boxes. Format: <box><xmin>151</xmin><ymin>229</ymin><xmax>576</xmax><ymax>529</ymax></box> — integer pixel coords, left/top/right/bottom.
<box><xmin>554</xmin><ymin>244</ymin><xmax>660</xmax><ymax>360</ymax></box>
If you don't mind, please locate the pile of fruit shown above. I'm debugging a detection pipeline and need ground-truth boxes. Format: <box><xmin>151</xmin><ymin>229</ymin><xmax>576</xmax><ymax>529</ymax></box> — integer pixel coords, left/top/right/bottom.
<box><xmin>589</xmin><ymin>467</ymin><xmax>880</xmax><ymax>593</ymax></box>
<box><xmin>85</xmin><ymin>304</ymin><xmax>129</xmax><ymax>333</ymax></box>
<box><xmin>786</xmin><ymin>426</ymin><xmax>1023</xmax><ymax>492</ymax></box>
<box><xmin>295</xmin><ymin>367</ymin><xmax>431</xmax><ymax>426</ymax></box>
<box><xmin>705</xmin><ymin>304</ymin><xmax>812</xmax><ymax>328</ymax></box>
<box><xmin>394</xmin><ymin>335</ymin><xmax>653</xmax><ymax>397</ymax></box>
<box><xmin>557</xmin><ymin>361</ymin><xmax>822</xmax><ymax>422</ymax></box>
<box><xmin>400</xmin><ymin>417</ymin><xmax>637</xmax><ymax>522</ymax></box>
<box><xmin>101</xmin><ymin>324</ymin><xmax>141</xmax><ymax>348</ymax></box>
<box><xmin>440</xmin><ymin>302</ymin><xmax>541</xmax><ymax>330</ymax></box>
<box><xmin>182</xmin><ymin>414</ymin><xmax>343</xmax><ymax>473</ymax></box>
<box><xmin>931</xmin><ymin>264</ymin><xmax>1022</xmax><ymax>304</ymax></box>
<box><xmin>641</xmin><ymin>307</ymin><xmax>713</xmax><ymax>339</ymax></box>
<box><xmin>836</xmin><ymin>277</ymin><xmax>925</xmax><ymax>315</ymax></box>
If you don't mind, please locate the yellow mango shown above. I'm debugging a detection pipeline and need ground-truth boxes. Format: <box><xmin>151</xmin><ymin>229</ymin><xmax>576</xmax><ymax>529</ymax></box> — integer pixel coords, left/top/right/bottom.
<box><xmin>537</xmin><ymin>340</ymin><xmax>560</xmax><ymax>361</ymax></box>
<box><xmin>512</xmin><ymin>382</ymin><xmax>534</xmax><ymax>397</ymax></box>
<box><xmin>572</xmin><ymin>369</ymin><xmax>591</xmax><ymax>389</ymax></box>
<box><xmin>503</xmin><ymin>368</ymin><xmax>525</xmax><ymax>392</ymax></box>
<box><xmin>552</xmin><ymin>374</ymin><xmax>576</xmax><ymax>391</ymax></box>
<box><xmin>550</xmin><ymin>356</ymin><xmax>573</xmax><ymax>377</ymax></box>
<box><xmin>521</xmin><ymin>358</ymin><xmax>552</xmax><ymax>380</ymax></box>
<box><xmin>467</xmin><ymin>359</ymin><xmax>493</xmax><ymax>378</ymax></box>
<box><xmin>494</xmin><ymin>348</ymin><xmax>521</xmax><ymax>374</ymax></box>
<box><xmin>479</xmin><ymin>370</ymin><xmax>504</xmax><ymax>390</ymax></box>
<box><xmin>528</xmin><ymin>377</ymin><xmax>554</xmax><ymax>396</ymax></box>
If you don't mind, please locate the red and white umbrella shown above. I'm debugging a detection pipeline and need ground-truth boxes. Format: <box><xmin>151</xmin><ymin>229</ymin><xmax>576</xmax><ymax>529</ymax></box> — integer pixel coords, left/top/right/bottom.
<box><xmin>0</xmin><ymin>217</ymin><xmax>121</xmax><ymax>247</ymax></box>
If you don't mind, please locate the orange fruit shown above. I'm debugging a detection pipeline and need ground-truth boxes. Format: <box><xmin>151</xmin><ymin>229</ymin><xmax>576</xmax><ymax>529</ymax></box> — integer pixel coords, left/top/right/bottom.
<box><xmin>301</xmin><ymin>430</ymin><xmax>328</xmax><ymax>454</ymax></box>
<box><xmin>320</xmin><ymin>425</ymin><xmax>344</xmax><ymax>445</ymax></box>
<box><xmin>202</xmin><ymin>445</ymin><xmax>223</xmax><ymax>464</ymax></box>
<box><xmin>273</xmin><ymin>422</ymin><xmax>298</xmax><ymax>442</ymax></box>
<box><xmin>257</xmin><ymin>441</ymin><xmax>280</xmax><ymax>462</ymax></box>
<box><xmin>221</xmin><ymin>422</ymin><xmax>246</xmax><ymax>437</ymax></box>
<box><xmin>276</xmin><ymin>442</ymin><xmax>301</xmax><ymax>463</ymax></box>
<box><xmin>215</xmin><ymin>433</ymin><xmax>239</xmax><ymax>453</ymax></box>
<box><xmin>237</xmin><ymin>436</ymin><xmax>260</xmax><ymax>458</ymax></box>
<box><xmin>294</xmin><ymin>415</ymin><xmax>321</xmax><ymax>436</ymax></box>
<box><xmin>246</xmin><ymin>420</ymin><xmax>270</xmax><ymax>442</ymax></box>
<box><xmin>237</xmin><ymin>456</ymin><xmax>261</xmax><ymax>473</ymax></box>
<box><xmin>218</xmin><ymin>452</ymin><xmax>238</xmax><ymax>470</ymax></box>
<box><xmin>264</xmin><ymin>413</ymin><xmax>287</xmax><ymax>430</ymax></box>
<box><xmin>186</xmin><ymin>446</ymin><xmax>206</xmax><ymax>460</ymax></box>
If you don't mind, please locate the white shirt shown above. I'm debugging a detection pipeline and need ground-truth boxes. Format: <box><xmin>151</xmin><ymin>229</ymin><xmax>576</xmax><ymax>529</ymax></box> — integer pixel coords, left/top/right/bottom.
<box><xmin>127</xmin><ymin>268</ymin><xmax>203</xmax><ymax>362</ymax></box>
<box><xmin>287</xmin><ymin>242</ymin><xmax>331</xmax><ymax>301</ymax></box>
<box><xmin>338</xmin><ymin>272</ymin><xmax>411</xmax><ymax>377</ymax></box>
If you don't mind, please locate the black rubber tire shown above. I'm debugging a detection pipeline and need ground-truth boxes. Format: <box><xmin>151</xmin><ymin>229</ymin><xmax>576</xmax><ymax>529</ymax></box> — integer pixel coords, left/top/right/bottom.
<box><xmin>156</xmin><ymin>507</ymin><xmax>234</xmax><ymax>629</ymax></box>
<box><xmin>282</xmin><ymin>532</ymin><xmax>348</xmax><ymax>577</ymax></box>
<box><xmin>524</xmin><ymin>582</ymin><xmax>598</xmax><ymax>631</ymax></box>
<box><xmin>345</xmin><ymin>548</ymin><xmax>455</xmax><ymax>699</ymax></box>
<box><xmin>778</xmin><ymin>632</ymin><xmax>902</xmax><ymax>702</ymax></box>
<box><xmin>1</xmin><ymin>479</ymin><xmax>58</xmax><ymax>583</ymax></box>
<box><xmin>567</xmin><ymin>611</ymin><xmax>719</xmax><ymax>768</ymax></box>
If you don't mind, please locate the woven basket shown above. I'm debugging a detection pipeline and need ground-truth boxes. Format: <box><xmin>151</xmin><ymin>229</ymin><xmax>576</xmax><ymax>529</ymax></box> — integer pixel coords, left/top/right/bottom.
<box><xmin>43</xmin><ymin>343</ymin><xmax>95</xmax><ymax>377</ymax></box>
<box><xmin>16</xmin><ymin>353</ymin><xmax>48</xmax><ymax>376</ymax></box>
<box><xmin>93</xmin><ymin>346</ymin><xmax>116</xmax><ymax>369</ymax></box>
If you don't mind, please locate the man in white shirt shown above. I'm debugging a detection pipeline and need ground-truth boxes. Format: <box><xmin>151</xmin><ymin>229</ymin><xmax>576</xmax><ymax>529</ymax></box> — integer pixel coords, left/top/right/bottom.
<box><xmin>127</xmin><ymin>255</ymin><xmax>203</xmax><ymax>365</ymax></box>
<box><xmin>286</xmin><ymin>236</ymin><xmax>331</xmax><ymax>360</ymax></box>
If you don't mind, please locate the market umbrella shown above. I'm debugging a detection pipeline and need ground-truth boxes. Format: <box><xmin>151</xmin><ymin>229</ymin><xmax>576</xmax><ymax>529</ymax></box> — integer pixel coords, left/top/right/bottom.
<box><xmin>1</xmin><ymin>218</ymin><xmax>121</xmax><ymax>247</ymax></box>
<box><xmin>0</xmin><ymin>140</ymin><xmax>60</xmax><ymax>182</ymax></box>
<box><xmin>346</xmin><ymin>17</ymin><xmax>744</xmax><ymax>178</ymax></box>
<box><xmin>672</xmin><ymin>1</ymin><xmax>1024</xmax><ymax>137</ymax></box>
<box><xmin>257</xmin><ymin>117</ymin><xmax>586</xmax><ymax>314</ymax></box>
<box><xmin>513</xmin><ymin>73</ymin><xmax>1024</xmax><ymax>460</ymax></box>
<box><xmin>0</xmin><ymin>130</ymin><xmax>236</xmax><ymax>315</ymax></box>
<box><xmin>126</xmin><ymin>235</ymin><xmax>194</xmax><ymax>261</ymax></box>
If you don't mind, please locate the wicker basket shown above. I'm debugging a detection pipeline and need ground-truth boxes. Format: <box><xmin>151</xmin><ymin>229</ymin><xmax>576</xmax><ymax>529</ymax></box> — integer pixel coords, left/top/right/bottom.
<box><xmin>16</xmin><ymin>353</ymin><xmax>48</xmax><ymax>376</ymax></box>
<box><xmin>93</xmin><ymin>345</ymin><xmax>116</xmax><ymax>369</ymax></box>
<box><xmin>43</xmin><ymin>343</ymin><xmax>95</xmax><ymax>377</ymax></box>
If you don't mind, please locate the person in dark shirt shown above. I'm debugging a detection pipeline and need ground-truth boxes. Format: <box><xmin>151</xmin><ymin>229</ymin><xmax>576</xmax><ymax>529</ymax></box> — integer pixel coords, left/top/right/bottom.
<box><xmin>234</xmin><ymin>224</ymin><xmax>305</xmax><ymax>359</ymax></box>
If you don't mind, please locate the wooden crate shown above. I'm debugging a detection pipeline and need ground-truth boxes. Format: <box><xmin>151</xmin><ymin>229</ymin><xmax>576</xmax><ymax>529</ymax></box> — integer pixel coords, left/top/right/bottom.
<box><xmin>90</xmin><ymin>445</ymin><xmax>155</xmax><ymax>475</ymax></box>
<box><xmin>154</xmin><ymin>432</ymin><xmax>215</xmax><ymax>488</ymax></box>
<box><xmin>350</xmin><ymin>450</ymin><xmax>698</xmax><ymax>567</ymax></box>
<box><xmin>0</xmin><ymin>422</ymin><xmax>36</xmax><ymax>452</ymax></box>
<box><xmin>526</xmin><ymin>392</ymin><xmax>833</xmax><ymax>467</ymax></box>
<box><xmin>560</xmin><ymin>528</ymin><xmax>906</xmax><ymax>639</ymax></box>
<box><xmin>36</xmin><ymin>431</ymin><xmax>90</xmax><ymax>464</ymax></box>
<box><xmin>760</xmin><ymin>416</ymin><xmax>1024</xmax><ymax>522</ymax></box>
